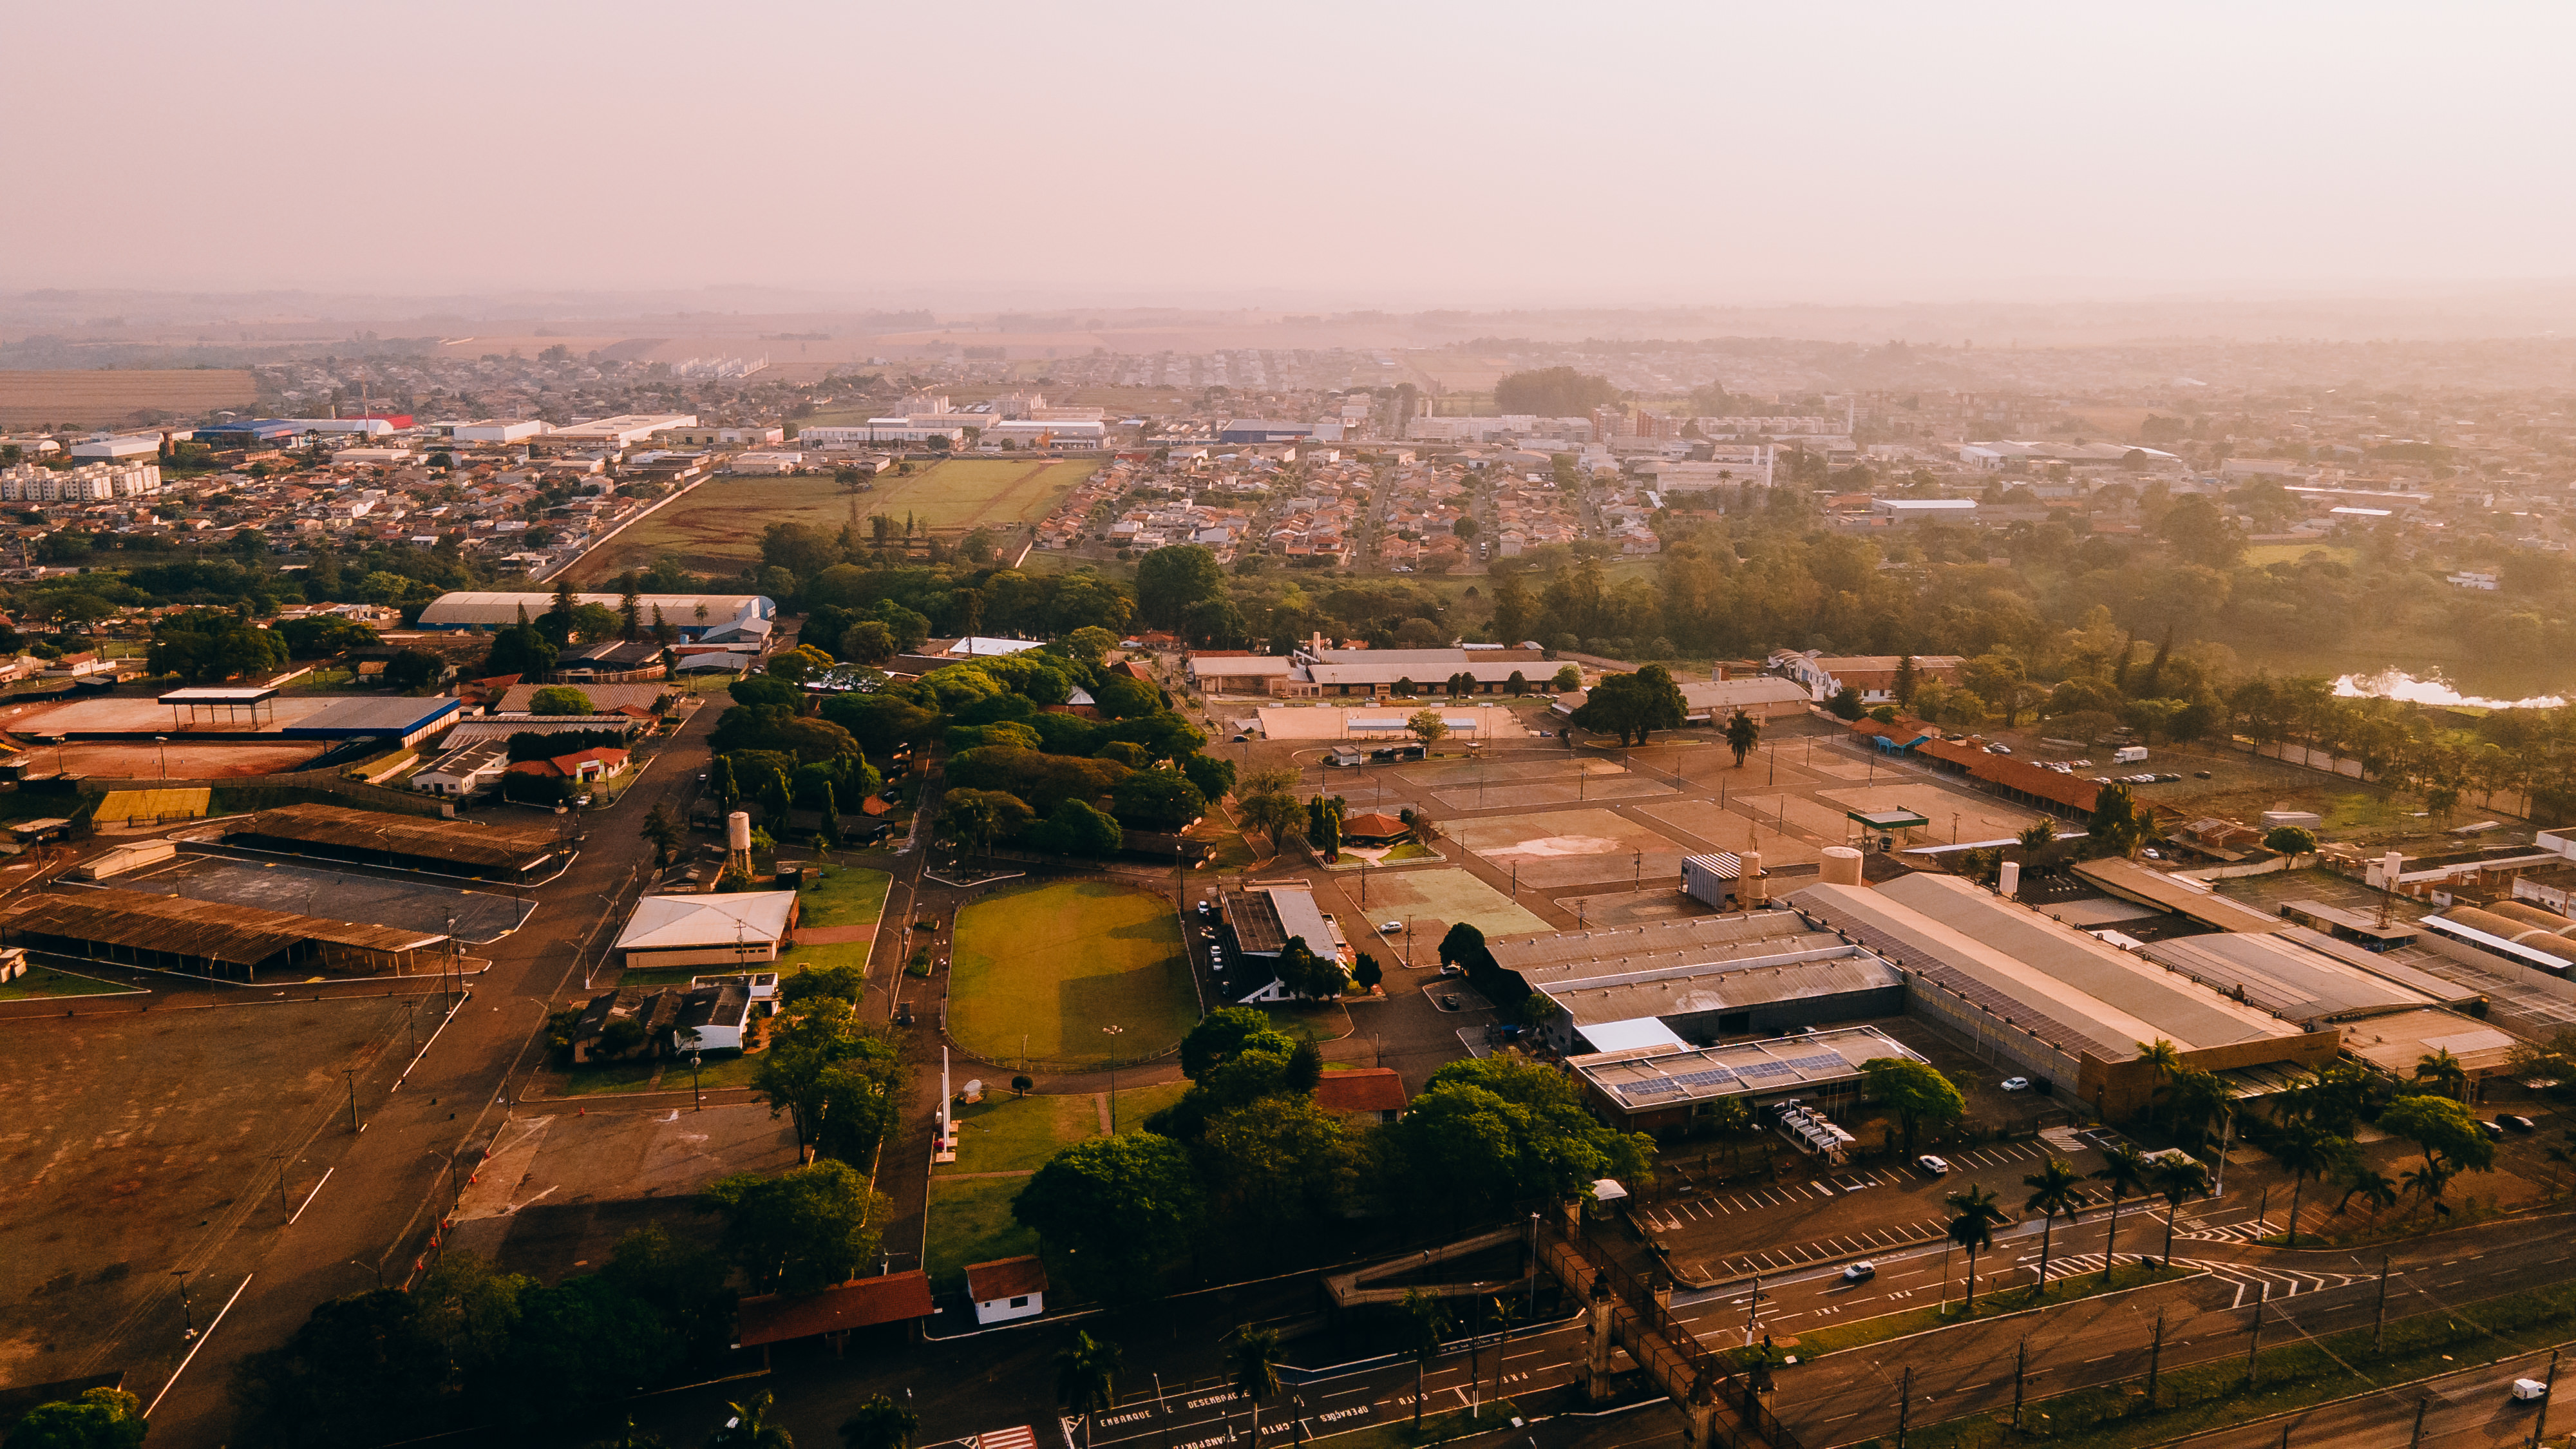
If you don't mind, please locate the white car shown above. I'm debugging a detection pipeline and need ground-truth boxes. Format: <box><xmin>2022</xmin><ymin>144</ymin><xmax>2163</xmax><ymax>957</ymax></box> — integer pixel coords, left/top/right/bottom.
<box><xmin>2514</xmin><ymin>1378</ymin><xmax>2551</xmax><ymax>1402</ymax></box>
<box><xmin>1841</xmin><ymin>1261</ymin><xmax>1877</xmax><ymax>1283</ymax></box>
<box><xmin>1918</xmin><ymin>1155</ymin><xmax>1951</xmax><ymax>1175</ymax></box>
<box><xmin>2000</xmin><ymin>1077</ymin><xmax>2031</xmax><ymax>1092</ymax></box>
<box><xmin>1379</xmin><ymin>921</ymin><xmax>1404</xmax><ymax>934</ymax></box>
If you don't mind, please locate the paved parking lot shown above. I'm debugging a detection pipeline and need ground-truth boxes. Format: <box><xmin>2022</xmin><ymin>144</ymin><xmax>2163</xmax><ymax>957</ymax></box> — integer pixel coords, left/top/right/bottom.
<box><xmin>98</xmin><ymin>853</ymin><xmax>535</xmax><ymax>944</ymax></box>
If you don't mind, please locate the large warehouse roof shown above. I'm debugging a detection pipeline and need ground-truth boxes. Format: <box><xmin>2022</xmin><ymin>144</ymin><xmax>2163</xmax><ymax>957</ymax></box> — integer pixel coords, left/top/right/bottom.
<box><xmin>2070</xmin><ymin>857</ymin><xmax>2285</xmax><ymax>934</ymax></box>
<box><xmin>232</xmin><ymin>803</ymin><xmax>562</xmax><ymax>874</ymax></box>
<box><xmin>1571</xmin><ymin>1025</ymin><xmax>1922</xmax><ymax>1113</ymax></box>
<box><xmin>2134</xmin><ymin>929</ymin><xmax>2452</xmax><ymax>1026</ymax></box>
<box><xmin>1542</xmin><ymin>949</ymin><xmax>1904</xmax><ymax>1028</ymax></box>
<box><xmin>1792</xmin><ymin>875</ymin><xmax>2300</xmax><ymax>1060</ymax></box>
<box><xmin>0</xmin><ymin>886</ymin><xmax>444</xmax><ymax>970</ymax></box>
<box><xmin>1489</xmin><ymin>912</ymin><xmax>1832</xmax><ymax>988</ymax></box>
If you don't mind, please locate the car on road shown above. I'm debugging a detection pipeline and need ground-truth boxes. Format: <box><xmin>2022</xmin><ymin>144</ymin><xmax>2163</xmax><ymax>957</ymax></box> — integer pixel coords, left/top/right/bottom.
<box><xmin>1985</xmin><ymin>744</ymin><xmax>2011</xmax><ymax>755</ymax></box>
<box><xmin>2515</xmin><ymin>1378</ymin><xmax>2551</xmax><ymax>1402</ymax></box>
<box><xmin>2500</xmin><ymin>1114</ymin><xmax>2538</xmax><ymax>1132</ymax></box>
<box><xmin>1380</xmin><ymin>921</ymin><xmax>1404</xmax><ymax>934</ymax></box>
<box><xmin>1918</xmin><ymin>1155</ymin><xmax>1951</xmax><ymax>1175</ymax></box>
<box><xmin>2000</xmin><ymin>1077</ymin><xmax>2031</xmax><ymax>1092</ymax></box>
<box><xmin>1841</xmin><ymin>1262</ymin><xmax>1877</xmax><ymax>1283</ymax></box>
<box><xmin>2479</xmin><ymin>1119</ymin><xmax>2508</xmax><ymax>1139</ymax></box>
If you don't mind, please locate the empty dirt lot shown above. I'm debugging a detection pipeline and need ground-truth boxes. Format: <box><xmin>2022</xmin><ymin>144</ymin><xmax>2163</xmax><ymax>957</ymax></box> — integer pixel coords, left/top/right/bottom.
<box><xmin>0</xmin><ymin>370</ymin><xmax>258</xmax><ymax>428</ymax></box>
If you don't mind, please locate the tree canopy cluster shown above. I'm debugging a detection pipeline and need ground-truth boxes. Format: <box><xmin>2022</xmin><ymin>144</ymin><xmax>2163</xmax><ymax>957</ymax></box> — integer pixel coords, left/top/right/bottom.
<box><xmin>1015</xmin><ymin>1020</ymin><xmax>1649</xmax><ymax>1296</ymax></box>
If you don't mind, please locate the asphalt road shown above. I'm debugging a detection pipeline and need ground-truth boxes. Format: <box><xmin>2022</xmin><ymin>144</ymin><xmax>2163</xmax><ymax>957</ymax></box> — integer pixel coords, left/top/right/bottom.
<box><xmin>137</xmin><ymin>703</ymin><xmax>722</xmax><ymax>1446</ymax></box>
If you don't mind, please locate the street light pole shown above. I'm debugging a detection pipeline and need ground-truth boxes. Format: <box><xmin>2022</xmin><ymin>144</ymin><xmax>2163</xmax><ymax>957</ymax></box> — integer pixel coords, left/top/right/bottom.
<box><xmin>171</xmin><ymin>1269</ymin><xmax>194</xmax><ymax>1338</ymax></box>
<box><xmin>1102</xmin><ymin>1024</ymin><xmax>1124</xmax><ymax>1132</ymax></box>
<box><xmin>343</xmin><ymin>1066</ymin><xmax>361</xmax><ymax>1132</ymax></box>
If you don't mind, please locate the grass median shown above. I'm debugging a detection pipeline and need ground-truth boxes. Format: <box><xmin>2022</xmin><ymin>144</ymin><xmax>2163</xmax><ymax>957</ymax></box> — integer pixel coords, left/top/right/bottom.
<box><xmin>1884</xmin><ymin>1274</ymin><xmax>2576</xmax><ymax>1448</ymax></box>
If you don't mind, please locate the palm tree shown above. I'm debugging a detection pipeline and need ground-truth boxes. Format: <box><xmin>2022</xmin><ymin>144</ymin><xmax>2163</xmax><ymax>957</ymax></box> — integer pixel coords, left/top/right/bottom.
<box><xmin>1943</xmin><ymin>1184</ymin><xmax>2011</xmax><ymax>1316</ymax></box>
<box><xmin>2415</xmin><ymin>1048</ymin><xmax>2468</xmax><ymax>1103</ymax></box>
<box><xmin>2269</xmin><ymin>1121</ymin><xmax>2349</xmax><ymax>1247</ymax></box>
<box><xmin>1724</xmin><ymin>709</ymin><xmax>1761</xmax><ymax>768</ymax></box>
<box><xmin>2401</xmin><ymin>1159</ymin><xmax>2457</xmax><ymax>1221</ymax></box>
<box><xmin>2091</xmin><ymin>1144</ymin><xmax>2152</xmax><ymax>1283</ymax></box>
<box><xmin>2134</xmin><ymin>1039</ymin><xmax>2184</xmax><ymax>1130</ymax></box>
<box><xmin>2150</xmin><ymin>1156</ymin><xmax>2210</xmax><ymax>1265</ymax></box>
<box><xmin>841</xmin><ymin>1394</ymin><xmax>919</xmax><ymax>1449</ymax></box>
<box><xmin>2334</xmin><ymin>1165</ymin><xmax>2400</xmax><ymax>1220</ymax></box>
<box><xmin>1399</xmin><ymin>1290</ymin><xmax>1451</xmax><ymax>1428</ymax></box>
<box><xmin>2162</xmin><ymin>1070</ymin><xmax>2233</xmax><ymax>1150</ymax></box>
<box><xmin>709</xmin><ymin>1394</ymin><xmax>793</xmax><ymax>1449</ymax></box>
<box><xmin>2020</xmin><ymin>1159</ymin><xmax>2085</xmax><ymax>1300</ymax></box>
<box><xmin>1229</xmin><ymin>1327</ymin><xmax>1283</xmax><ymax>1446</ymax></box>
<box><xmin>1055</xmin><ymin>1332</ymin><xmax>1123</xmax><ymax>1449</ymax></box>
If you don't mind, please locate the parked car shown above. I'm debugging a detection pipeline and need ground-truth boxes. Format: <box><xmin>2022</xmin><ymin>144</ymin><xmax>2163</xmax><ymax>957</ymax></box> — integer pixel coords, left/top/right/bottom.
<box><xmin>1440</xmin><ymin>994</ymin><xmax>1461</xmax><ymax>1010</ymax></box>
<box><xmin>2515</xmin><ymin>1378</ymin><xmax>2551</xmax><ymax>1402</ymax></box>
<box><xmin>2000</xmin><ymin>1077</ymin><xmax>2031</xmax><ymax>1092</ymax></box>
<box><xmin>1379</xmin><ymin>921</ymin><xmax>1404</xmax><ymax>934</ymax></box>
<box><xmin>1986</xmin><ymin>744</ymin><xmax>2012</xmax><ymax>755</ymax></box>
<box><xmin>1841</xmin><ymin>1262</ymin><xmax>1877</xmax><ymax>1283</ymax></box>
<box><xmin>1439</xmin><ymin>963</ymin><xmax>1463</xmax><ymax>978</ymax></box>
<box><xmin>2479</xmin><ymin>1119</ymin><xmax>2508</xmax><ymax>1139</ymax></box>
<box><xmin>1918</xmin><ymin>1155</ymin><xmax>1952</xmax><ymax>1175</ymax></box>
<box><xmin>2194</xmin><ymin>770</ymin><xmax>2214</xmax><ymax>779</ymax></box>
<box><xmin>2500</xmin><ymin>1114</ymin><xmax>2538</xmax><ymax>1132</ymax></box>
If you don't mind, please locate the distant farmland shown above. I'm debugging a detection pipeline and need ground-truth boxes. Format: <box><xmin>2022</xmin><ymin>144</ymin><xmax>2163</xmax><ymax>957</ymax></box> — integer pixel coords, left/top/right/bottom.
<box><xmin>573</xmin><ymin>458</ymin><xmax>1099</xmax><ymax>580</ymax></box>
<box><xmin>0</xmin><ymin>370</ymin><xmax>260</xmax><ymax>428</ymax></box>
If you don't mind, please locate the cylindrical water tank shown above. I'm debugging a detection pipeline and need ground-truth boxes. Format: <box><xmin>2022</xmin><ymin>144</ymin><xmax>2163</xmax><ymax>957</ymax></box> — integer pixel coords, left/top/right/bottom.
<box><xmin>1998</xmin><ymin>860</ymin><xmax>2022</xmax><ymax>898</ymax></box>
<box><xmin>727</xmin><ymin>811</ymin><xmax>753</xmax><ymax>852</ymax></box>
<box><xmin>1821</xmin><ymin>846</ymin><xmax>1864</xmax><ymax>886</ymax></box>
<box><xmin>1740</xmin><ymin>851</ymin><xmax>1765</xmax><ymax>905</ymax></box>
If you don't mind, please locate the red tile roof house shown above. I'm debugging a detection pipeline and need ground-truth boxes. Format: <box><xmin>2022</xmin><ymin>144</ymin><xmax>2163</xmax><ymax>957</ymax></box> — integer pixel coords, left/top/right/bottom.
<box><xmin>504</xmin><ymin>746</ymin><xmax>630</xmax><ymax>783</ymax></box>
<box><xmin>734</xmin><ymin>1269</ymin><xmax>934</xmax><ymax>1364</ymax></box>
<box><xmin>965</xmin><ymin>1255</ymin><xmax>1049</xmax><ymax>1325</ymax></box>
<box><xmin>1312</xmin><ymin>1066</ymin><xmax>1408</xmax><ymax>1124</ymax></box>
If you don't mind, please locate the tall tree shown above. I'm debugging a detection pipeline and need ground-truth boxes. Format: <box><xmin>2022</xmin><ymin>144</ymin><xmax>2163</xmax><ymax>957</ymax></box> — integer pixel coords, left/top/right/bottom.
<box><xmin>1055</xmin><ymin>1332</ymin><xmax>1123</xmax><ymax>1449</ymax></box>
<box><xmin>2020</xmin><ymin>1158</ymin><xmax>2085</xmax><ymax>1298</ymax></box>
<box><xmin>1943</xmin><ymin>1184</ymin><xmax>2011</xmax><ymax>1317</ymax></box>
<box><xmin>2149</xmin><ymin>1156</ymin><xmax>2209</xmax><ymax>1264</ymax></box>
<box><xmin>1861</xmin><ymin>1057</ymin><xmax>1964</xmax><ymax>1155</ymax></box>
<box><xmin>1723</xmin><ymin>708</ymin><xmax>1761</xmax><ymax>767</ymax></box>
<box><xmin>2091</xmin><ymin>1144</ymin><xmax>2152</xmax><ymax>1283</ymax></box>
<box><xmin>2269</xmin><ymin>1120</ymin><xmax>2351</xmax><ymax>1248</ymax></box>
<box><xmin>1227</xmin><ymin>1329</ymin><xmax>1282</xmax><ymax>1447</ymax></box>
<box><xmin>2133</xmin><ymin>1038</ymin><xmax>2184</xmax><ymax>1129</ymax></box>
<box><xmin>1399</xmin><ymin>1290</ymin><xmax>1451</xmax><ymax>1428</ymax></box>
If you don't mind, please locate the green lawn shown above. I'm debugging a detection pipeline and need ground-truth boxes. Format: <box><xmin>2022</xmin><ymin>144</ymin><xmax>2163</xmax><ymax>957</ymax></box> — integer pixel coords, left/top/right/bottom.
<box><xmin>949</xmin><ymin>880</ymin><xmax>1197</xmax><ymax>1067</ymax></box>
<box><xmin>936</xmin><ymin>1092</ymin><xmax>1102</xmax><ymax>1177</ymax></box>
<box><xmin>557</xmin><ymin>1059</ymin><xmax>659</xmax><ymax>1095</ymax></box>
<box><xmin>0</xmin><ymin>964</ymin><xmax>131</xmax><ymax>1000</ymax></box>
<box><xmin>797</xmin><ymin>864</ymin><xmax>889</xmax><ymax>931</ymax></box>
<box><xmin>924</xmin><ymin>1175</ymin><xmax>1050</xmax><ymax>1293</ymax></box>
<box><xmin>1110</xmin><ymin>1079</ymin><xmax>1189</xmax><ymax>1129</ymax></box>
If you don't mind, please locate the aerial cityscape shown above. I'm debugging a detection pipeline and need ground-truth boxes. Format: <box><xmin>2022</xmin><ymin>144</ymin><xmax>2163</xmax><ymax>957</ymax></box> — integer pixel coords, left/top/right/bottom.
<box><xmin>10</xmin><ymin>6</ymin><xmax>2576</xmax><ymax>1449</ymax></box>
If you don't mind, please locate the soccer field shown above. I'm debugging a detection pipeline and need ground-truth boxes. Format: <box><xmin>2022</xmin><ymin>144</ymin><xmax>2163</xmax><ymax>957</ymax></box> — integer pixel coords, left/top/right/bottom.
<box><xmin>948</xmin><ymin>880</ymin><xmax>1198</xmax><ymax>1068</ymax></box>
<box><xmin>574</xmin><ymin>458</ymin><xmax>1099</xmax><ymax>578</ymax></box>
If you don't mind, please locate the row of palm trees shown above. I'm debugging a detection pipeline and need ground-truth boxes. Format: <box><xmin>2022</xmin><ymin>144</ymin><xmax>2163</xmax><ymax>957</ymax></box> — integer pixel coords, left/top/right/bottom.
<box><xmin>1940</xmin><ymin>1145</ymin><xmax>2212</xmax><ymax>1317</ymax></box>
<box><xmin>1054</xmin><ymin>1288</ymin><xmax>1524</xmax><ymax>1449</ymax></box>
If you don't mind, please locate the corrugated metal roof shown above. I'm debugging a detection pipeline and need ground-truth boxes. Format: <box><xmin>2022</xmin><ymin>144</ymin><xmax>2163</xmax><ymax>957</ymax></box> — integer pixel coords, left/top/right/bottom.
<box><xmin>2136</xmin><ymin>931</ymin><xmax>2439</xmax><ymax>1024</ymax></box>
<box><xmin>234</xmin><ymin>802</ymin><xmax>561</xmax><ymax>871</ymax></box>
<box><xmin>1571</xmin><ymin>1025</ymin><xmax>1921</xmax><ymax>1110</ymax></box>
<box><xmin>2070</xmin><ymin>858</ymin><xmax>2284</xmax><ymax>933</ymax></box>
<box><xmin>1547</xmin><ymin>952</ymin><xmax>1904</xmax><ymax>1027</ymax></box>
<box><xmin>1</xmin><ymin>885</ymin><xmax>444</xmax><ymax>967</ymax></box>
<box><xmin>1491</xmin><ymin>911</ymin><xmax>1826</xmax><ymax>985</ymax></box>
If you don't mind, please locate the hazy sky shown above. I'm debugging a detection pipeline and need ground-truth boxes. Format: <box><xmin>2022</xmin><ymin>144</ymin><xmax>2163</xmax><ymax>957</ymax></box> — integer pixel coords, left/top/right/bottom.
<box><xmin>13</xmin><ymin>1</ymin><xmax>2575</xmax><ymax>307</ymax></box>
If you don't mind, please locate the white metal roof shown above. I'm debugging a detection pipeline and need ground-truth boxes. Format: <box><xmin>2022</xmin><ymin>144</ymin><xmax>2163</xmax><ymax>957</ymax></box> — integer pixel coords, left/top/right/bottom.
<box><xmin>1577</xmin><ymin>1017</ymin><xmax>1692</xmax><ymax>1054</ymax></box>
<box><xmin>614</xmin><ymin>892</ymin><xmax>797</xmax><ymax>952</ymax></box>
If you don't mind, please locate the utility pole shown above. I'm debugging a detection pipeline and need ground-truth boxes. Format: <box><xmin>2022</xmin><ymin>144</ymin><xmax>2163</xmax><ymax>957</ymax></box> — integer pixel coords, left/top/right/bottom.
<box><xmin>2533</xmin><ymin>1347</ymin><xmax>2559</xmax><ymax>1446</ymax></box>
<box><xmin>272</xmin><ymin>1152</ymin><xmax>292</xmax><ymax>1215</ymax></box>
<box><xmin>2147</xmin><ymin>1311</ymin><xmax>2165</xmax><ymax>1405</ymax></box>
<box><xmin>2409</xmin><ymin>1396</ymin><xmax>2428</xmax><ymax>1447</ymax></box>
<box><xmin>1893</xmin><ymin>1365</ymin><xmax>1911</xmax><ymax>1449</ymax></box>
<box><xmin>2245</xmin><ymin>1284</ymin><xmax>2267</xmax><ymax>1387</ymax></box>
<box><xmin>343</xmin><ymin>1066</ymin><xmax>361</xmax><ymax>1132</ymax></box>
<box><xmin>2011</xmin><ymin>1338</ymin><xmax>2027</xmax><ymax>1432</ymax></box>
<box><xmin>2375</xmin><ymin>1253</ymin><xmax>2391</xmax><ymax>1351</ymax></box>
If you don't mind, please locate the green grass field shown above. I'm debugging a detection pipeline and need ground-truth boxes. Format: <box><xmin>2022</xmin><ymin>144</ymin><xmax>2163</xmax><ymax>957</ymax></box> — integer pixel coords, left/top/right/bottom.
<box><xmin>949</xmin><ymin>880</ymin><xmax>1197</xmax><ymax>1067</ymax></box>
<box><xmin>574</xmin><ymin>459</ymin><xmax>1097</xmax><ymax>578</ymax></box>
<box><xmin>0</xmin><ymin>965</ymin><xmax>132</xmax><ymax>1001</ymax></box>
<box><xmin>924</xmin><ymin>1176</ymin><xmax>1046</xmax><ymax>1292</ymax></box>
<box><xmin>937</xmin><ymin>1092</ymin><xmax>1101</xmax><ymax>1177</ymax></box>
